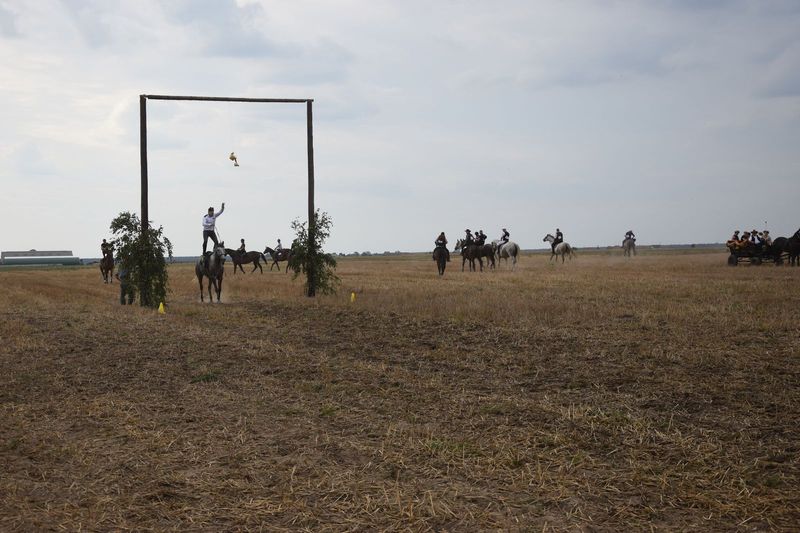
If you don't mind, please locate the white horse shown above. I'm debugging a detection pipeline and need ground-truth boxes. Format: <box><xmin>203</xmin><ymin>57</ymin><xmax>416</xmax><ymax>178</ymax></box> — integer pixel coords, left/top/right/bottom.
<box><xmin>622</xmin><ymin>238</ymin><xmax>636</xmax><ymax>257</ymax></box>
<box><xmin>492</xmin><ymin>240</ymin><xmax>520</xmax><ymax>270</ymax></box>
<box><xmin>543</xmin><ymin>234</ymin><xmax>575</xmax><ymax>263</ymax></box>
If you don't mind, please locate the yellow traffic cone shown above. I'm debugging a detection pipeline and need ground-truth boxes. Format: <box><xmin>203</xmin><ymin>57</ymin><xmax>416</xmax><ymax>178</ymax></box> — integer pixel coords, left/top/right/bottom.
<box><xmin>158</xmin><ymin>302</ymin><xmax>165</xmax><ymax>314</ymax></box>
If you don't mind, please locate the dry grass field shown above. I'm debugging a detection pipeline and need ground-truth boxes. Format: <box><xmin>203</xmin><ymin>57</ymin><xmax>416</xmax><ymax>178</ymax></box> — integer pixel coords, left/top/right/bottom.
<box><xmin>1</xmin><ymin>250</ymin><xmax>798</xmax><ymax>531</ymax></box>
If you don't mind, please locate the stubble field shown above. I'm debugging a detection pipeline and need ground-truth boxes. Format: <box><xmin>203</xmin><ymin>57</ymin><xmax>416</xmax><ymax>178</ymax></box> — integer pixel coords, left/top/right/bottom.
<box><xmin>1</xmin><ymin>250</ymin><xmax>798</xmax><ymax>531</ymax></box>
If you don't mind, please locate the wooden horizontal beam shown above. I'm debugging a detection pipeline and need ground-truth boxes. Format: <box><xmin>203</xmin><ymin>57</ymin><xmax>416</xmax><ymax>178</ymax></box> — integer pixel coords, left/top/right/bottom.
<box><xmin>142</xmin><ymin>95</ymin><xmax>312</xmax><ymax>104</ymax></box>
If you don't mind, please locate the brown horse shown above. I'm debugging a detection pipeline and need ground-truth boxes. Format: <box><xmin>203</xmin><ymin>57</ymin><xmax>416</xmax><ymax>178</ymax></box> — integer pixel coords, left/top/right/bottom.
<box><xmin>787</xmin><ymin>229</ymin><xmax>800</xmax><ymax>266</ymax></box>
<box><xmin>454</xmin><ymin>239</ymin><xmax>494</xmax><ymax>272</ymax></box>
<box><xmin>432</xmin><ymin>245</ymin><xmax>448</xmax><ymax>276</ymax></box>
<box><xmin>264</xmin><ymin>246</ymin><xmax>292</xmax><ymax>273</ymax></box>
<box><xmin>225</xmin><ymin>248</ymin><xmax>268</xmax><ymax>274</ymax></box>
<box><xmin>100</xmin><ymin>253</ymin><xmax>114</xmax><ymax>283</ymax></box>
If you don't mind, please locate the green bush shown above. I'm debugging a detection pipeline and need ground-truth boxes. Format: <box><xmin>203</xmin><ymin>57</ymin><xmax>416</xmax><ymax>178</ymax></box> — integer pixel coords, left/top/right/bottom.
<box><xmin>287</xmin><ymin>209</ymin><xmax>339</xmax><ymax>297</ymax></box>
<box><xmin>109</xmin><ymin>212</ymin><xmax>173</xmax><ymax>308</ymax></box>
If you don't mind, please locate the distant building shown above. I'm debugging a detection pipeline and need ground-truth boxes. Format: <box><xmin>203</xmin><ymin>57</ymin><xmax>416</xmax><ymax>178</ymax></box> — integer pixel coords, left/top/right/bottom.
<box><xmin>1</xmin><ymin>249</ymin><xmax>82</xmax><ymax>266</ymax></box>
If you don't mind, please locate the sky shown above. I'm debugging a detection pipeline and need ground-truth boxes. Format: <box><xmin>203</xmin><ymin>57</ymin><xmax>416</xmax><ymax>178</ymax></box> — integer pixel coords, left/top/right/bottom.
<box><xmin>1</xmin><ymin>0</ymin><xmax>799</xmax><ymax>257</ymax></box>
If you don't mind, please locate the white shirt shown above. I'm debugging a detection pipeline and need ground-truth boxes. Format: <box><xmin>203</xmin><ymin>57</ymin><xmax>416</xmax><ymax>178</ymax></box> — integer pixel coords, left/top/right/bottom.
<box><xmin>202</xmin><ymin>205</ymin><xmax>224</xmax><ymax>231</ymax></box>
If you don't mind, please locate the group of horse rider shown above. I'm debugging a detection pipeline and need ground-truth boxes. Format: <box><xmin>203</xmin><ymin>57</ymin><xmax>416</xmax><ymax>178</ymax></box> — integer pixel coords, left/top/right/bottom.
<box><xmin>727</xmin><ymin>229</ymin><xmax>772</xmax><ymax>250</ymax></box>
<box><xmin>235</xmin><ymin>238</ymin><xmax>283</xmax><ymax>255</ymax></box>
<box><xmin>433</xmin><ymin>228</ymin><xmax>513</xmax><ymax>262</ymax></box>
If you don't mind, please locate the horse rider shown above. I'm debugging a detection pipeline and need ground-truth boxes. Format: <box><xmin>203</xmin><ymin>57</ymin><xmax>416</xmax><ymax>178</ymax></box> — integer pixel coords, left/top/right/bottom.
<box><xmin>762</xmin><ymin>230</ymin><xmax>772</xmax><ymax>246</ymax></box>
<box><xmin>475</xmin><ymin>230</ymin><xmax>487</xmax><ymax>246</ymax></box>
<box><xmin>623</xmin><ymin>230</ymin><xmax>635</xmax><ymax>246</ymax></box>
<box><xmin>237</xmin><ymin>238</ymin><xmax>246</xmax><ymax>254</ymax></box>
<box><xmin>276</xmin><ymin>238</ymin><xmax>283</xmax><ymax>251</ymax></box>
<box><xmin>499</xmin><ymin>228</ymin><xmax>510</xmax><ymax>248</ymax></box>
<box><xmin>202</xmin><ymin>202</ymin><xmax>225</xmax><ymax>267</ymax></box>
<box><xmin>464</xmin><ymin>229</ymin><xmax>474</xmax><ymax>246</ymax></box>
<box><xmin>100</xmin><ymin>239</ymin><xmax>113</xmax><ymax>258</ymax></box>
<box><xmin>552</xmin><ymin>228</ymin><xmax>563</xmax><ymax>253</ymax></box>
<box><xmin>434</xmin><ymin>232</ymin><xmax>450</xmax><ymax>262</ymax></box>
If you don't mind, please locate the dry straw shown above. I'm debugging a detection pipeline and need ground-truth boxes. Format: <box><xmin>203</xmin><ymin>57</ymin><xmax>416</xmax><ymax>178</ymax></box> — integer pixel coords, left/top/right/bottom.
<box><xmin>1</xmin><ymin>250</ymin><xmax>798</xmax><ymax>530</ymax></box>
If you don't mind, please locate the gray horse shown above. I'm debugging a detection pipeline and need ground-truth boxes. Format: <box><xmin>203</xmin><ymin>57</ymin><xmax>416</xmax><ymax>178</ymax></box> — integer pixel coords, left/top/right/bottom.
<box><xmin>492</xmin><ymin>240</ymin><xmax>520</xmax><ymax>270</ymax></box>
<box><xmin>543</xmin><ymin>234</ymin><xmax>576</xmax><ymax>263</ymax></box>
<box><xmin>622</xmin><ymin>238</ymin><xmax>636</xmax><ymax>257</ymax></box>
<box><xmin>196</xmin><ymin>242</ymin><xmax>225</xmax><ymax>302</ymax></box>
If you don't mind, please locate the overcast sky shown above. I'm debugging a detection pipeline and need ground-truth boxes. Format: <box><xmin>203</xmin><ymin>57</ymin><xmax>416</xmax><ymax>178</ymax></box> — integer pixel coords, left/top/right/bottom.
<box><xmin>2</xmin><ymin>0</ymin><xmax>799</xmax><ymax>257</ymax></box>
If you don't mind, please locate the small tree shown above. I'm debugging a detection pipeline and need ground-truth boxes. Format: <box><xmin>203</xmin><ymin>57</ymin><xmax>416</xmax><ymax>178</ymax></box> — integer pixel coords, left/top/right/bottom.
<box><xmin>288</xmin><ymin>209</ymin><xmax>339</xmax><ymax>296</ymax></box>
<box><xmin>109</xmin><ymin>212</ymin><xmax>173</xmax><ymax>308</ymax></box>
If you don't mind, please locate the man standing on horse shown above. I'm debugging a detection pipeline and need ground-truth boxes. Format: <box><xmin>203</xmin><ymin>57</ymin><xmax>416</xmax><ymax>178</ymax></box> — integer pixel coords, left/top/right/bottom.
<box><xmin>202</xmin><ymin>202</ymin><xmax>225</xmax><ymax>255</ymax></box>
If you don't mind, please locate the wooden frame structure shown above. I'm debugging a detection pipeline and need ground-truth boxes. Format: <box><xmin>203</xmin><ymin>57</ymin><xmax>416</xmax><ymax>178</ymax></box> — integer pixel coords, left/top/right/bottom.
<box><xmin>139</xmin><ymin>94</ymin><xmax>317</xmax><ymax>295</ymax></box>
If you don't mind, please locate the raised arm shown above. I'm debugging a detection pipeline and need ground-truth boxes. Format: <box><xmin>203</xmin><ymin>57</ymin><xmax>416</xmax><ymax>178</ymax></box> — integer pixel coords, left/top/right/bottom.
<box><xmin>215</xmin><ymin>202</ymin><xmax>225</xmax><ymax>217</ymax></box>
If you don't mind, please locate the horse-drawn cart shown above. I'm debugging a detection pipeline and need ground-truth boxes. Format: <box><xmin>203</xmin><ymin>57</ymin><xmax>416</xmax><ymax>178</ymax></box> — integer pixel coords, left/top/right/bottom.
<box><xmin>727</xmin><ymin>243</ymin><xmax>786</xmax><ymax>266</ymax></box>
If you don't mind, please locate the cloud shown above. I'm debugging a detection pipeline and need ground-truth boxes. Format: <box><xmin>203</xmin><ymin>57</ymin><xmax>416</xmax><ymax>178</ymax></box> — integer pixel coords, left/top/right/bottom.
<box><xmin>0</xmin><ymin>1</ymin><xmax>19</xmax><ymax>37</ymax></box>
<box><xmin>161</xmin><ymin>0</ymin><xmax>283</xmax><ymax>58</ymax></box>
<box><xmin>757</xmin><ymin>41</ymin><xmax>800</xmax><ymax>98</ymax></box>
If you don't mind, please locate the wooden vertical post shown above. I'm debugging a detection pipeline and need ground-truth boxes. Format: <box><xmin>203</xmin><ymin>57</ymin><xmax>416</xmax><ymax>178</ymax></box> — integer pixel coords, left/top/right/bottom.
<box><xmin>139</xmin><ymin>95</ymin><xmax>149</xmax><ymax>233</ymax></box>
<box><xmin>306</xmin><ymin>100</ymin><xmax>316</xmax><ymax>297</ymax></box>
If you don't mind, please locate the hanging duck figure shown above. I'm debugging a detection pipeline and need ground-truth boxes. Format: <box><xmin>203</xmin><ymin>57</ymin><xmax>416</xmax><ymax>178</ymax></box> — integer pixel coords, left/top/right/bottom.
<box><xmin>229</xmin><ymin>152</ymin><xmax>239</xmax><ymax>167</ymax></box>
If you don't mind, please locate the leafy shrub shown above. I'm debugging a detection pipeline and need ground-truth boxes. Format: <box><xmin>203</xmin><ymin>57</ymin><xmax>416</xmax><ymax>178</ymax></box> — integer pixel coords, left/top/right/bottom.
<box><xmin>109</xmin><ymin>212</ymin><xmax>173</xmax><ymax>308</ymax></box>
<box><xmin>287</xmin><ymin>209</ymin><xmax>339</xmax><ymax>296</ymax></box>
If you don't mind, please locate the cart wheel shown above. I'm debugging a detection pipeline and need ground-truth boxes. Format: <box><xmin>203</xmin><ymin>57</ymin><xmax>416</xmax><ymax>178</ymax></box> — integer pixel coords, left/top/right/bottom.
<box><xmin>727</xmin><ymin>254</ymin><xmax>738</xmax><ymax>266</ymax></box>
<box><xmin>752</xmin><ymin>256</ymin><xmax>762</xmax><ymax>266</ymax></box>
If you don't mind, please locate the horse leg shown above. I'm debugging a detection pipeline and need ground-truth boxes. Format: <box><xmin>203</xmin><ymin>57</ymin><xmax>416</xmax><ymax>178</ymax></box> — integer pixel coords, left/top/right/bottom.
<box><xmin>216</xmin><ymin>276</ymin><xmax>223</xmax><ymax>301</ymax></box>
<box><xmin>198</xmin><ymin>275</ymin><xmax>204</xmax><ymax>302</ymax></box>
